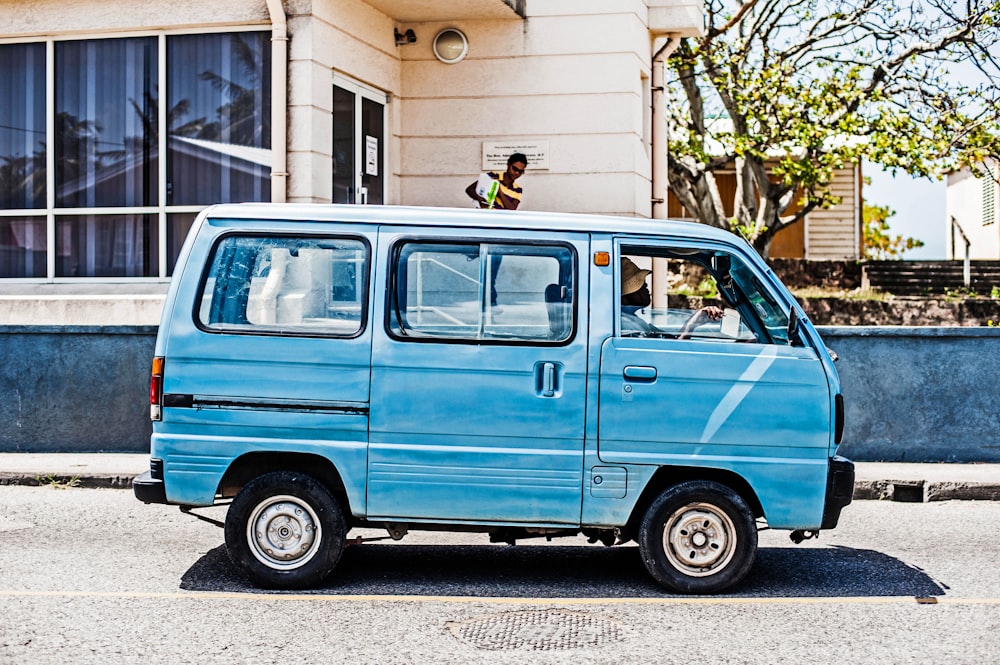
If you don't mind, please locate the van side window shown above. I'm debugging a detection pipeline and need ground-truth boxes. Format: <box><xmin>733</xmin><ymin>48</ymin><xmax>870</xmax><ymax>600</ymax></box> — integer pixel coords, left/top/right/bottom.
<box><xmin>388</xmin><ymin>241</ymin><xmax>575</xmax><ymax>343</ymax></box>
<box><xmin>198</xmin><ymin>235</ymin><xmax>368</xmax><ymax>336</ymax></box>
<box><xmin>619</xmin><ymin>247</ymin><xmax>792</xmax><ymax>345</ymax></box>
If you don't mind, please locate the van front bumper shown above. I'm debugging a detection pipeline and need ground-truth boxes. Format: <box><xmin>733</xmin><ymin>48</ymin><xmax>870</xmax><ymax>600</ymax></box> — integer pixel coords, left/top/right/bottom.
<box><xmin>821</xmin><ymin>455</ymin><xmax>855</xmax><ymax>529</ymax></box>
<box><xmin>133</xmin><ymin>459</ymin><xmax>168</xmax><ymax>504</ymax></box>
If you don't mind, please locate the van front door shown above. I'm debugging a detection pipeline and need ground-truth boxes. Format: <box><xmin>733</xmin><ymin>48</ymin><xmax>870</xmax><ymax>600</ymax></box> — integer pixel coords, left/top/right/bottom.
<box><xmin>368</xmin><ymin>229</ymin><xmax>588</xmax><ymax>524</ymax></box>
<box><xmin>598</xmin><ymin>243</ymin><xmax>832</xmax><ymax>525</ymax></box>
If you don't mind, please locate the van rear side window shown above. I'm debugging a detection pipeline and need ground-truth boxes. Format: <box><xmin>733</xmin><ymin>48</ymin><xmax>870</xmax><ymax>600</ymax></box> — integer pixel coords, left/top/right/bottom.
<box><xmin>197</xmin><ymin>234</ymin><xmax>368</xmax><ymax>336</ymax></box>
<box><xmin>388</xmin><ymin>241</ymin><xmax>575</xmax><ymax>343</ymax></box>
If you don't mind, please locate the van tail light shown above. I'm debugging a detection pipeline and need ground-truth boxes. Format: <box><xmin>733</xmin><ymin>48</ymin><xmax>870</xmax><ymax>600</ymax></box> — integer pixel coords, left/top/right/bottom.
<box><xmin>834</xmin><ymin>393</ymin><xmax>845</xmax><ymax>444</ymax></box>
<box><xmin>150</xmin><ymin>356</ymin><xmax>164</xmax><ymax>421</ymax></box>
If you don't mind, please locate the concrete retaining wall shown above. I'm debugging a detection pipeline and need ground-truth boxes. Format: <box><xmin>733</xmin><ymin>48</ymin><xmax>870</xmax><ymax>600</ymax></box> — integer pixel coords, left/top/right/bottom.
<box><xmin>2</xmin><ymin>325</ymin><xmax>998</xmax><ymax>461</ymax></box>
<box><xmin>820</xmin><ymin>326</ymin><xmax>1000</xmax><ymax>463</ymax></box>
<box><xmin>1</xmin><ymin>326</ymin><xmax>156</xmax><ymax>453</ymax></box>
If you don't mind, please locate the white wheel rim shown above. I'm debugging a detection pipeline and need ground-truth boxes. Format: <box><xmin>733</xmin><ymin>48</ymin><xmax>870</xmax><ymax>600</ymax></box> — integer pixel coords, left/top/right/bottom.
<box><xmin>662</xmin><ymin>502</ymin><xmax>738</xmax><ymax>577</ymax></box>
<box><xmin>246</xmin><ymin>495</ymin><xmax>322</xmax><ymax>570</ymax></box>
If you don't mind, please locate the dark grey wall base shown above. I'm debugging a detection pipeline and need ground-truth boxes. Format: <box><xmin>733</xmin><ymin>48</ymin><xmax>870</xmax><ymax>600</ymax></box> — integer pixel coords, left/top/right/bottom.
<box><xmin>1</xmin><ymin>326</ymin><xmax>156</xmax><ymax>453</ymax></box>
<box><xmin>3</xmin><ymin>325</ymin><xmax>998</xmax><ymax>462</ymax></box>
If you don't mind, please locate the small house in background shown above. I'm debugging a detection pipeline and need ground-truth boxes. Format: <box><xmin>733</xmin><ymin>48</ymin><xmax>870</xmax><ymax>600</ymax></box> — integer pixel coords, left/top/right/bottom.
<box><xmin>946</xmin><ymin>159</ymin><xmax>1000</xmax><ymax>259</ymax></box>
<box><xmin>667</xmin><ymin>164</ymin><xmax>863</xmax><ymax>261</ymax></box>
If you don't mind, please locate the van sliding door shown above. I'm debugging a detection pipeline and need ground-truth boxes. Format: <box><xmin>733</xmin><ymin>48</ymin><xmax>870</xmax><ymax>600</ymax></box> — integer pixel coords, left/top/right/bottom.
<box><xmin>367</xmin><ymin>228</ymin><xmax>589</xmax><ymax>524</ymax></box>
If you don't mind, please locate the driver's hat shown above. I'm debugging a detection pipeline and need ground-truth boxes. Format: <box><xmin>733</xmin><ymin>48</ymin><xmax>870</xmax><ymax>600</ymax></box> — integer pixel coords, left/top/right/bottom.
<box><xmin>621</xmin><ymin>257</ymin><xmax>652</xmax><ymax>296</ymax></box>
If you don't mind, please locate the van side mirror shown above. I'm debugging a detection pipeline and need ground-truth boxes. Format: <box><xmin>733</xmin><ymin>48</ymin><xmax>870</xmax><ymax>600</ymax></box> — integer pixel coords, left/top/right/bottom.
<box><xmin>712</xmin><ymin>254</ymin><xmax>736</xmax><ymax>303</ymax></box>
<box><xmin>711</xmin><ymin>253</ymin><xmax>731</xmax><ymax>275</ymax></box>
<box><xmin>787</xmin><ymin>308</ymin><xmax>804</xmax><ymax>346</ymax></box>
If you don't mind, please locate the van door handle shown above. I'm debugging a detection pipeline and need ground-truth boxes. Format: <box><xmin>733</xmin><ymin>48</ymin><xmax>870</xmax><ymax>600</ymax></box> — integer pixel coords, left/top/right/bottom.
<box><xmin>542</xmin><ymin>362</ymin><xmax>556</xmax><ymax>397</ymax></box>
<box><xmin>536</xmin><ymin>361</ymin><xmax>559</xmax><ymax>397</ymax></box>
<box><xmin>623</xmin><ymin>365</ymin><xmax>657</xmax><ymax>382</ymax></box>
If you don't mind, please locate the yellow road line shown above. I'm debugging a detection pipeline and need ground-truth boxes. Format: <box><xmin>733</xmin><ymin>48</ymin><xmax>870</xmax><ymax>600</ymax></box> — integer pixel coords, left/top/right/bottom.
<box><xmin>0</xmin><ymin>590</ymin><xmax>998</xmax><ymax>605</ymax></box>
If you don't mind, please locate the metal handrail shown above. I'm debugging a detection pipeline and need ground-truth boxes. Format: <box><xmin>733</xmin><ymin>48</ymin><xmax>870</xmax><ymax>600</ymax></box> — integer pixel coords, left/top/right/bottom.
<box><xmin>950</xmin><ymin>216</ymin><xmax>971</xmax><ymax>288</ymax></box>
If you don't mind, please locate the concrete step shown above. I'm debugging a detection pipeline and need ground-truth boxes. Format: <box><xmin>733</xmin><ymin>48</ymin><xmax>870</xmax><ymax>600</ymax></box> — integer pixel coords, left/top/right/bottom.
<box><xmin>0</xmin><ymin>284</ymin><xmax>167</xmax><ymax>325</ymax></box>
<box><xmin>864</xmin><ymin>261</ymin><xmax>1000</xmax><ymax>295</ymax></box>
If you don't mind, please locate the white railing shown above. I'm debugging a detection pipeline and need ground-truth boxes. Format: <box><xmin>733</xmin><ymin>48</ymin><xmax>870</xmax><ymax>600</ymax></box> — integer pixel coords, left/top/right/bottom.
<box><xmin>950</xmin><ymin>216</ymin><xmax>971</xmax><ymax>288</ymax></box>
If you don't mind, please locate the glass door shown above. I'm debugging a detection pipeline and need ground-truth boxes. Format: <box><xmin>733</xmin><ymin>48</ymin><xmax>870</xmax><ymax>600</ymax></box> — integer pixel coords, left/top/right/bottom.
<box><xmin>332</xmin><ymin>75</ymin><xmax>386</xmax><ymax>204</ymax></box>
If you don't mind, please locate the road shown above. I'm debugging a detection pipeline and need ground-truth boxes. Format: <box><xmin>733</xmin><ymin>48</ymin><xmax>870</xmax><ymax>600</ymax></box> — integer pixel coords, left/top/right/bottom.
<box><xmin>1</xmin><ymin>486</ymin><xmax>998</xmax><ymax>664</ymax></box>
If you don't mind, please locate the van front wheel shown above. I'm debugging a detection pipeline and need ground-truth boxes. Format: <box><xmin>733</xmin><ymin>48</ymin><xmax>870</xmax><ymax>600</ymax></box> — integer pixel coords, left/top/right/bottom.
<box><xmin>225</xmin><ymin>471</ymin><xmax>346</xmax><ymax>589</ymax></box>
<box><xmin>639</xmin><ymin>481</ymin><xmax>757</xmax><ymax>594</ymax></box>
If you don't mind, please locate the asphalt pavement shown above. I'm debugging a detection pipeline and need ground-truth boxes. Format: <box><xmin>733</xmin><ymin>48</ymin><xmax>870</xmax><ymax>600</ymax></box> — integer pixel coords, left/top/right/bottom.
<box><xmin>0</xmin><ymin>453</ymin><xmax>997</xmax><ymax>501</ymax></box>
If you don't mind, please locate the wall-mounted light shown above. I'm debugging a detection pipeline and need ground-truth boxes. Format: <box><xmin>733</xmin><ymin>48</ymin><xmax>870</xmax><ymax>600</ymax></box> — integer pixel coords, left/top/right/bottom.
<box><xmin>433</xmin><ymin>28</ymin><xmax>468</xmax><ymax>64</ymax></box>
<box><xmin>394</xmin><ymin>28</ymin><xmax>416</xmax><ymax>45</ymax></box>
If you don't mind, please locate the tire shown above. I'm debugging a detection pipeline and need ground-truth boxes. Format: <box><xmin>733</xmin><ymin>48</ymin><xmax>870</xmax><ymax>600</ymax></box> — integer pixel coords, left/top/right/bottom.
<box><xmin>638</xmin><ymin>480</ymin><xmax>757</xmax><ymax>594</ymax></box>
<box><xmin>224</xmin><ymin>471</ymin><xmax>346</xmax><ymax>589</ymax></box>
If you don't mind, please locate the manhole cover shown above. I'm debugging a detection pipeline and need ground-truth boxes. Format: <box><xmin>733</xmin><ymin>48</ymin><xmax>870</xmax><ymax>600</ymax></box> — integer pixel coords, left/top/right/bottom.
<box><xmin>446</xmin><ymin>609</ymin><xmax>629</xmax><ymax>651</ymax></box>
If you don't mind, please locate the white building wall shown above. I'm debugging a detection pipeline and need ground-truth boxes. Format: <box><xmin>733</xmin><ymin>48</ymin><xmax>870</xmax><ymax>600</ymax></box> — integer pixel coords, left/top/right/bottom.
<box><xmin>0</xmin><ymin>0</ymin><xmax>705</xmax><ymax>323</ymax></box>
<box><xmin>396</xmin><ymin>2</ymin><xmax>657</xmax><ymax>216</ymax></box>
<box><xmin>286</xmin><ymin>0</ymin><xmax>403</xmax><ymax>203</ymax></box>
<box><xmin>946</xmin><ymin>164</ymin><xmax>1000</xmax><ymax>259</ymax></box>
<box><xmin>0</xmin><ymin>0</ymin><xmax>268</xmax><ymax>34</ymax></box>
<box><xmin>1</xmin><ymin>0</ymin><xmax>702</xmax><ymax>214</ymax></box>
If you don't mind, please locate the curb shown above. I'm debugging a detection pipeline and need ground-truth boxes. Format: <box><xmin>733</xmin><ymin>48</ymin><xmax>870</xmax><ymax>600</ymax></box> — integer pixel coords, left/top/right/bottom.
<box><xmin>0</xmin><ymin>473</ymin><xmax>136</xmax><ymax>490</ymax></box>
<box><xmin>852</xmin><ymin>479</ymin><xmax>1000</xmax><ymax>502</ymax></box>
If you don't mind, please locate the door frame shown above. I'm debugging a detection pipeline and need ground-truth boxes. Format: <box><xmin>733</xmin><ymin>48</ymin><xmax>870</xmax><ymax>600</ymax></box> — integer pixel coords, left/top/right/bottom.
<box><xmin>332</xmin><ymin>72</ymin><xmax>388</xmax><ymax>205</ymax></box>
<box><xmin>366</xmin><ymin>227</ymin><xmax>591</xmax><ymax>524</ymax></box>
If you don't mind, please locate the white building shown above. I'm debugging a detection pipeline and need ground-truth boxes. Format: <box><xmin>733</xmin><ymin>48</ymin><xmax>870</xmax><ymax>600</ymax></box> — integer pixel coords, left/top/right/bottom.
<box><xmin>946</xmin><ymin>160</ymin><xmax>1000</xmax><ymax>259</ymax></box>
<box><xmin>1</xmin><ymin>1</ymin><xmax>706</xmax><ymax>323</ymax></box>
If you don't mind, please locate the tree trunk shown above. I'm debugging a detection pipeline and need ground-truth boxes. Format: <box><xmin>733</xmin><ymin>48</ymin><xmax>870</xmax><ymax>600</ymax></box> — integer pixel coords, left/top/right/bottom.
<box><xmin>667</xmin><ymin>157</ymin><xmax>729</xmax><ymax>230</ymax></box>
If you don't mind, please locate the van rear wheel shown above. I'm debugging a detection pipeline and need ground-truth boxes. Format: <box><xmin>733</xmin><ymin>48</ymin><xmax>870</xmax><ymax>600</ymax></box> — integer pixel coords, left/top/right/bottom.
<box><xmin>638</xmin><ymin>480</ymin><xmax>757</xmax><ymax>594</ymax></box>
<box><xmin>225</xmin><ymin>471</ymin><xmax>346</xmax><ymax>589</ymax></box>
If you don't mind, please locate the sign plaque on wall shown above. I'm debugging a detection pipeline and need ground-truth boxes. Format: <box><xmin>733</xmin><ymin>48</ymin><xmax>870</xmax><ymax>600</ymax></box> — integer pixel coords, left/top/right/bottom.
<box><xmin>482</xmin><ymin>141</ymin><xmax>549</xmax><ymax>171</ymax></box>
<box><xmin>365</xmin><ymin>135</ymin><xmax>379</xmax><ymax>176</ymax></box>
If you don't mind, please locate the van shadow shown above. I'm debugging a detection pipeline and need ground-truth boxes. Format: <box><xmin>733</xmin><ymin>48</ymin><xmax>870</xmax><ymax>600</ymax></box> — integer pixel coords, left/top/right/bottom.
<box><xmin>180</xmin><ymin>542</ymin><xmax>946</xmax><ymax>599</ymax></box>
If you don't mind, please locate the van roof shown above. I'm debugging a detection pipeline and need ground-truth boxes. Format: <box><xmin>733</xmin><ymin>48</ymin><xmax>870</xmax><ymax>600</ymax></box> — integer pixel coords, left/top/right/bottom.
<box><xmin>202</xmin><ymin>203</ymin><xmax>746</xmax><ymax>246</ymax></box>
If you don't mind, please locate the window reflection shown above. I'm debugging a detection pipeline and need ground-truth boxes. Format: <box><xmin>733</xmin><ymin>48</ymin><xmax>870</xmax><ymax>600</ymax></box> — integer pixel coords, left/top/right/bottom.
<box><xmin>0</xmin><ymin>43</ymin><xmax>46</xmax><ymax>210</ymax></box>
<box><xmin>56</xmin><ymin>215</ymin><xmax>158</xmax><ymax>277</ymax></box>
<box><xmin>55</xmin><ymin>38</ymin><xmax>158</xmax><ymax>208</ymax></box>
<box><xmin>0</xmin><ymin>217</ymin><xmax>47</xmax><ymax>277</ymax></box>
<box><xmin>332</xmin><ymin>85</ymin><xmax>355</xmax><ymax>204</ymax></box>
<box><xmin>167</xmin><ymin>33</ymin><xmax>271</xmax><ymax>205</ymax></box>
<box><xmin>199</xmin><ymin>236</ymin><xmax>366</xmax><ymax>335</ymax></box>
<box><xmin>167</xmin><ymin>212</ymin><xmax>199</xmax><ymax>275</ymax></box>
<box><xmin>1</xmin><ymin>31</ymin><xmax>271</xmax><ymax>279</ymax></box>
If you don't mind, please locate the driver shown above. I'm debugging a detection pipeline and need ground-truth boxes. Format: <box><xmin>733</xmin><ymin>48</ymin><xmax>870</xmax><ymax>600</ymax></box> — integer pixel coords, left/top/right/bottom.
<box><xmin>620</xmin><ymin>257</ymin><xmax>723</xmax><ymax>337</ymax></box>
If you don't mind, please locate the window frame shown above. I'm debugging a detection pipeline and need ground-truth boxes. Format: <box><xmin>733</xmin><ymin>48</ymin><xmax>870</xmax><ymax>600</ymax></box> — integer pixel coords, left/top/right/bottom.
<box><xmin>193</xmin><ymin>231</ymin><xmax>372</xmax><ymax>340</ymax></box>
<box><xmin>0</xmin><ymin>26</ymin><xmax>272</xmax><ymax>282</ymax></box>
<box><xmin>385</xmin><ymin>236</ymin><xmax>579</xmax><ymax>347</ymax></box>
<box><xmin>617</xmin><ymin>241</ymin><xmax>794</xmax><ymax>346</ymax></box>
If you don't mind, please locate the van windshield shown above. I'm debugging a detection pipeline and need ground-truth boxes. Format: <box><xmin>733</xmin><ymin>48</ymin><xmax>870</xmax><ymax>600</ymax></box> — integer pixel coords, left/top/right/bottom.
<box><xmin>729</xmin><ymin>260</ymin><xmax>791</xmax><ymax>345</ymax></box>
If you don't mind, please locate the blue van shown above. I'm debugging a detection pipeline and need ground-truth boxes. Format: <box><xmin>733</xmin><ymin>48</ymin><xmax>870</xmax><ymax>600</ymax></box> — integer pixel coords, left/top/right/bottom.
<box><xmin>134</xmin><ymin>204</ymin><xmax>853</xmax><ymax>594</ymax></box>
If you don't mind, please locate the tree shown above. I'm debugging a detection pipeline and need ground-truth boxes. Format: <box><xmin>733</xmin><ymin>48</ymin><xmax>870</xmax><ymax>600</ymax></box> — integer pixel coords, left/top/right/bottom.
<box><xmin>666</xmin><ymin>0</ymin><xmax>1000</xmax><ymax>257</ymax></box>
<box><xmin>862</xmin><ymin>199</ymin><xmax>925</xmax><ymax>260</ymax></box>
